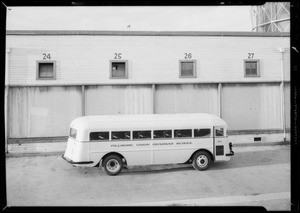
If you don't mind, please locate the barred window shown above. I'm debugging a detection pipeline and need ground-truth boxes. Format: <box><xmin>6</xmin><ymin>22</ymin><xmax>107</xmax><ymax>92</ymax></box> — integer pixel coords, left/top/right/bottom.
<box><xmin>110</xmin><ymin>60</ymin><xmax>128</xmax><ymax>78</ymax></box>
<box><xmin>37</xmin><ymin>61</ymin><xmax>56</xmax><ymax>79</ymax></box>
<box><xmin>179</xmin><ymin>60</ymin><xmax>196</xmax><ymax>78</ymax></box>
<box><xmin>244</xmin><ymin>60</ymin><xmax>260</xmax><ymax>77</ymax></box>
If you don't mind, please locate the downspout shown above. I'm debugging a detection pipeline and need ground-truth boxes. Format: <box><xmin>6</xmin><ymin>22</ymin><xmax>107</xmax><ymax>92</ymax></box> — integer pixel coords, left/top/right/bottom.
<box><xmin>279</xmin><ymin>47</ymin><xmax>286</xmax><ymax>142</ymax></box>
<box><xmin>218</xmin><ymin>83</ymin><xmax>222</xmax><ymax>118</ymax></box>
<box><xmin>5</xmin><ymin>48</ymin><xmax>11</xmax><ymax>153</ymax></box>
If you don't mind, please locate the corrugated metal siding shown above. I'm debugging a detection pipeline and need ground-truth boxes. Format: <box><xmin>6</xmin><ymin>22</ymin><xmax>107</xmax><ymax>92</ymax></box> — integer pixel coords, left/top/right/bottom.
<box><xmin>222</xmin><ymin>83</ymin><xmax>281</xmax><ymax>130</ymax></box>
<box><xmin>6</xmin><ymin>35</ymin><xmax>290</xmax><ymax>85</ymax></box>
<box><xmin>85</xmin><ymin>85</ymin><xmax>153</xmax><ymax>115</ymax></box>
<box><xmin>155</xmin><ymin>84</ymin><xmax>218</xmax><ymax>115</ymax></box>
<box><xmin>9</xmin><ymin>86</ymin><xmax>82</xmax><ymax>138</ymax></box>
<box><xmin>7</xmin><ymin>83</ymin><xmax>287</xmax><ymax>139</ymax></box>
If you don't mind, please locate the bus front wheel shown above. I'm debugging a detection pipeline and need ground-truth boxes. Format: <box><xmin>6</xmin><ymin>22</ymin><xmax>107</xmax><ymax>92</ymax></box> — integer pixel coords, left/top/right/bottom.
<box><xmin>192</xmin><ymin>151</ymin><xmax>211</xmax><ymax>171</ymax></box>
<box><xmin>102</xmin><ymin>155</ymin><xmax>123</xmax><ymax>176</ymax></box>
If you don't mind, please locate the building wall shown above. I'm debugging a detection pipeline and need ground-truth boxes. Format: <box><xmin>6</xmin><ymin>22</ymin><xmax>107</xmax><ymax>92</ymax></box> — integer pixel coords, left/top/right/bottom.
<box><xmin>5</xmin><ymin>32</ymin><xmax>290</xmax><ymax>140</ymax></box>
<box><xmin>8</xmin><ymin>86</ymin><xmax>82</xmax><ymax>138</ymax></box>
<box><xmin>8</xmin><ymin>82</ymin><xmax>290</xmax><ymax>138</ymax></box>
<box><xmin>86</xmin><ymin>85</ymin><xmax>153</xmax><ymax>115</ymax></box>
<box><xmin>222</xmin><ymin>83</ymin><xmax>282</xmax><ymax>130</ymax></box>
<box><xmin>6</xmin><ymin>34</ymin><xmax>290</xmax><ymax>85</ymax></box>
<box><xmin>155</xmin><ymin>84</ymin><xmax>218</xmax><ymax>115</ymax></box>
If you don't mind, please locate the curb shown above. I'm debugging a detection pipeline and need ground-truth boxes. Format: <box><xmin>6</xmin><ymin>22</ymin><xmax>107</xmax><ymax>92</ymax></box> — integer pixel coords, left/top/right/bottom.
<box><xmin>233</xmin><ymin>140</ymin><xmax>290</xmax><ymax>147</ymax></box>
<box><xmin>6</xmin><ymin>151</ymin><xmax>65</xmax><ymax>158</ymax></box>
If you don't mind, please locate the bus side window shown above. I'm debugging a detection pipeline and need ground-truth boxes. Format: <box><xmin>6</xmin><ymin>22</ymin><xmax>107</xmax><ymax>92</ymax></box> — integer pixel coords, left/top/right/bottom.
<box><xmin>174</xmin><ymin>129</ymin><xmax>192</xmax><ymax>138</ymax></box>
<box><xmin>90</xmin><ymin>132</ymin><xmax>109</xmax><ymax>141</ymax></box>
<box><xmin>194</xmin><ymin>129</ymin><xmax>211</xmax><ymax>137</ymax></box>
<box><xmin>111</xmin><ymin>131</ymin><xmax>131</xmax><ymax>140</ymax></box>
<box><xmin>215</xmin><ymin>127</ymin><xmax>224</xmax><ymax>137</ymax></box>
<box><xmin>153</xmin><ymin>130</ymin><xmax>172</xmax><ymax>139</ymax></box>
<box><xmin>133</xmin><ymin>131</ymin><xmax>151</xmax><ymax>139</ymax></box>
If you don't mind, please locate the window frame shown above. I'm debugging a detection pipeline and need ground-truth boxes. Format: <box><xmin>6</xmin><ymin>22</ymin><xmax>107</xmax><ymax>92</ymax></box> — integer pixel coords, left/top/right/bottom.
<box><xmin>109</xmin><ymin>60</ymin><xmax>128</xmax><ymax>79</ymax></box>
<box><xmin>214</xmin><ymin>127</ymin><xmax>226</xmax><ymax>137</ymax></box>
<box><xmin>153</xmin><ymin>130</ymin><xmax>173</xmax><ymax>139</ymax></box>
<box><xmin>133</xmin><ymin>130</ymin><xmax>152</xmax><ymax>140</ymax></box>
<box><xmin>111</xmin><ymin>131</ymin><xmax>131</xmax><ymax>140</ymax></box>
<box><xmin>174</xmin><ymin>129</ymin><xmax>193</xmax><ymax>138</ymax></box>
<box><xmin>179</xmin><ymin>60</ymin><xmax>196</xmax><ymax>78</ymax></box>
<box><xmin>244</xmin><ymin>59</ymin><xmax>260</xmax><ymax>77</ymax></box>
<box><xmin>36</xmin><ymin>60</ymin><xmax>56</xmax><ymax>80</ymax></box>
<box><xmin>194</xmin><ymin>128</ymin><xmax>212</xmax><ymax>138</ymax></box>
<box><xmin>69</xmin><ymin>128</ymin><xmax>77</xmax><ymax>139</ymax></box>
<box><xmin>89</xmin><ymin>131</ymin><xmax>110</xmax><ymax>141</ymax></box>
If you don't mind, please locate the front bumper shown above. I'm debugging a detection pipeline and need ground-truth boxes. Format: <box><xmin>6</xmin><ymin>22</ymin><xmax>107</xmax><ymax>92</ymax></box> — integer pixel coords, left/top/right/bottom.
<box><xmin>226</xmin><ymin>142</ymin><xmax>234</xmax><ymax>156</ymax></box>
<box><xmin>62</xmin><ymin>155</ymin><xmax>94</xmax><ymax>165</ymax></box>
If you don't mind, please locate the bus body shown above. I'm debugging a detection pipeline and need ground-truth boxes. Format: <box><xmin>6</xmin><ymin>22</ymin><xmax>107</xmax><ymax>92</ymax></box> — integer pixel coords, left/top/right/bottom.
<box><xmin>62</xmin><ymin>113</ymin><xmax>234</xmax><ymax>175</ymax></box>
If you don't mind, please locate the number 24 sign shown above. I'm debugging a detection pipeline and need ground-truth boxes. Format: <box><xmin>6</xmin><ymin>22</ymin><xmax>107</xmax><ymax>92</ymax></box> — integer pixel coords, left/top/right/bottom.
<box><xmin>42</xmin><ymin>54</ymin><xmax>51</xmax><ymax>60</ymax></box>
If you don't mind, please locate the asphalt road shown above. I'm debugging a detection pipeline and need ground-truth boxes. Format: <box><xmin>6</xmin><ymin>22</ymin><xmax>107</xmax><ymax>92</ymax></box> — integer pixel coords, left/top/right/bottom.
<box><xmin>5</xmin><ymin>145</ymin><xmax>291</xmax><ymax>210</ymax></box>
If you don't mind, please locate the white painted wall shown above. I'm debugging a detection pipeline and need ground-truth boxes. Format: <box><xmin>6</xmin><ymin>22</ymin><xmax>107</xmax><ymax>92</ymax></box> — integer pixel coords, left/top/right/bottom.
<box><xmin>6</xmin><ymin>34</ymin><xmax>290</xmax><ymax>85</ymax></box>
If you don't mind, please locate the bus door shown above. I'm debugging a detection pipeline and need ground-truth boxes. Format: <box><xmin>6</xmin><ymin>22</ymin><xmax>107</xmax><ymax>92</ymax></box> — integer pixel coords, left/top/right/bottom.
<box><xmin>213</xmin><ymin>126</ymin><xmax>227</xmax><ymax>161</ymax></box>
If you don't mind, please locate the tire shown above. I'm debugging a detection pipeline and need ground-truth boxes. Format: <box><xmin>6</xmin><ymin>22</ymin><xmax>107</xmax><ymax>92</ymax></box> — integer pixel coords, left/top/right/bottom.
<box><xmin>192</xmin><ymin>151</ymin><xmax>211</xmax><ymax>171</ymax></box>
<box><xmin>102</xmin><ymin>155</ymin><xmax>123</xmax><ymax>176</ymax></box>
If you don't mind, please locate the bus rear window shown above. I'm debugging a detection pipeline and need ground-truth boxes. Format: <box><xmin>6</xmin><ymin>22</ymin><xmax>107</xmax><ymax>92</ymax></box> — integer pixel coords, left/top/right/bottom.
<box><xmin>90</xmin><ymin>132</ymin><xmax>109</xmax><ymax>141</ymax></box>
<box><xmin>194</xmin><ymin>129</ymin><xmax>211</xmax><ymax>137</ymax></box>
<box><xmin>112</xmin><ymin>131</ymin><xmax>131</xmax><ymax>140</ymax></box>
<box><xmin>69</xmin><ymin>128</ymin><xmax>77</xmax><ymax>139</ymax></box>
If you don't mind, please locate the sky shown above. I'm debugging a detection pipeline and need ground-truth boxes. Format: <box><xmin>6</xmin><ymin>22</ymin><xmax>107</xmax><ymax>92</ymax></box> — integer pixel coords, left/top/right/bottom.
<box><xmin>6</xmin><ymin>6</ymin><xmax>253</xmax><ymax>31</ymax></box>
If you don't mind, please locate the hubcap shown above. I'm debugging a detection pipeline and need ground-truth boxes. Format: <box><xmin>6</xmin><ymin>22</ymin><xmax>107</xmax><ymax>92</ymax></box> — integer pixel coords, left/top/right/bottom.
<box><xmin>196</xmin><ymin>155</ymin><xmax>208</xmax><ymax>168</ymax></box>
<box><xmin>106</xmin><ymin>159</ymin><xmax>120</xmax><ymax>172</ymax></box>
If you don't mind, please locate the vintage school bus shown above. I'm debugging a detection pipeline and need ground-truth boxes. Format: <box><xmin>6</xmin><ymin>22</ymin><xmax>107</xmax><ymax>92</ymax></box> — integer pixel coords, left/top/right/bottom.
<box><xmin>62</xmin><ymin>113</ymin><xmax>234</xmax><ymax>175</ymax></box>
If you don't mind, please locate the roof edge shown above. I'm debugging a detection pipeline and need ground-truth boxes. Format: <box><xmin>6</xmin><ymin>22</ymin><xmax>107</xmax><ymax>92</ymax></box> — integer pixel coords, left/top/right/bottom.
<box><xmin>6</xmin><ymin>30</ymin><xmax>290</xmax><ymax>37</ymax></box>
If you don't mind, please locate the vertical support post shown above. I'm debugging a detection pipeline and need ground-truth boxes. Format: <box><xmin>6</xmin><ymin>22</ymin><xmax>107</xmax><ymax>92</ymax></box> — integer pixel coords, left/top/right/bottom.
<box><xmin>152</xmin><ymin>84</ymin><xmax>155</xmax><ymax>114</ymax></box>
<box><xmin>5</xmin><ymin>48</ymin><xmax>10</xmax><ymax>153</ymax></box>
<box><xmin>218</xmin><ymin>83</ymin><xmax>222</xmax><ymax>118</ymax></box>
<box><xmin>82</xmin><ymin>85</ymin><xmax>86</xmax><ymax>116</ymax></box>
<box><xmin>279</xmin><ymin>48</ymin><xmax>286</xmax><ymax>141</ymax></box>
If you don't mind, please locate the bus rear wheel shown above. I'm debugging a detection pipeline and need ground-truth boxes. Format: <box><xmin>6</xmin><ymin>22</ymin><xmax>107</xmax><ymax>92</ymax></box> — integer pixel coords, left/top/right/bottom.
<box><xmin>102</xmin><ymin>155</ymin><xmax>123</xmax><ymax>176</ymax></box>
<box><xmin>192</xmin><ymin>151</ymin><xmax>211</xmax><ymax>171</ymax></box>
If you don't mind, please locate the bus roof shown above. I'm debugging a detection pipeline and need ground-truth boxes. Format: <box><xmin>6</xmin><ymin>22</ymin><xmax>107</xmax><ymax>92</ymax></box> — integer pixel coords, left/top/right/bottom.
<box><xmin>70</xmin><ymin>113</ymin><xmax>227</xmax><ymax>131</ymax></box>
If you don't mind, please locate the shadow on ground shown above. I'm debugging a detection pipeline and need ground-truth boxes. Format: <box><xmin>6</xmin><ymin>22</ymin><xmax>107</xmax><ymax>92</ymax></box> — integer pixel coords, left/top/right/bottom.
<box><xmin>119</xmin><ymin>148</ymin><xmax>290</xmax><ymax>176</ymax></box>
